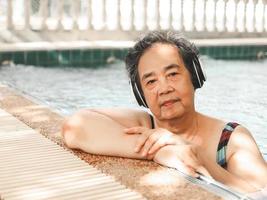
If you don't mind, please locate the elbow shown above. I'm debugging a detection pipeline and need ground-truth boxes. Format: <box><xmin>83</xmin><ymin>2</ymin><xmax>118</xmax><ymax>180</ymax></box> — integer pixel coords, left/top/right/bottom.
<box><xmin>61</xmin><ymin>115</ymin><xmax>83</xmax><ymax>149</ymax></box>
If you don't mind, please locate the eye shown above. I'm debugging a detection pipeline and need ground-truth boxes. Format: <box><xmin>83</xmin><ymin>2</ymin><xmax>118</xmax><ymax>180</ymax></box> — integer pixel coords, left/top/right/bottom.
<box><xmin>146</xmin><ymin>79</ymin><xmax>156</xmax><ymax>85</ymax></box>
<box><xmin>168</xmin><ymin>72</ymin><xmax>178</xmax><ymax>77</ymax></box>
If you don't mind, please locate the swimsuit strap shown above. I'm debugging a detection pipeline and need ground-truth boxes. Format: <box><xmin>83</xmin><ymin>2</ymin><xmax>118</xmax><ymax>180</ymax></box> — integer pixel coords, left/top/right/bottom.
<box><xmin>149</xmin><ymin>114</ymin><xmax>155</xmax><ymax>129</ymax></box>
<box><xmin>216</xmin><ymin>122</ymin><xmax>239</xmax><ymax>169</ymax></box>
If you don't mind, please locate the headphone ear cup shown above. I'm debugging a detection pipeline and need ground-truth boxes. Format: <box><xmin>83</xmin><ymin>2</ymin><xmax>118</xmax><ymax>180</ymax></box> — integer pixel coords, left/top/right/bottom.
<box><xmin>130</xmin><ymin>80</ymin><xmax>148</xmax><ymax>107</ymax></box>
<box><xmin>197</xmin><ymin>57</ymin><xmax>206</xmax><ymax>84</ymax></box>
<box><xmin>192</xmin><ymin>57</ymin><xmax>206</xmax><ymax>89</ymax></box>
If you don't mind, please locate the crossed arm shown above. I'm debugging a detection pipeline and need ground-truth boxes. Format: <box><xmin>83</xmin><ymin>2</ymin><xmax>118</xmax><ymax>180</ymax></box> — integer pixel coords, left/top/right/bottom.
<box><xmin>62</xmin><ymin>109</ymin><xmax>145</xmax><ymax>159</ymax></box>
<box><xmin>61</xmin><ymin>108</ymin><xmax>267</xmax><ymax>193</ymax></box>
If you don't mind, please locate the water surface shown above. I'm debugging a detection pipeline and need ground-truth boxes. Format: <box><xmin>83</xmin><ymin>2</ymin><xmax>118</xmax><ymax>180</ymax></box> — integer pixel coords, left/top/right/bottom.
<box><xmin>0</xmin><ymin>57</ymin><xmax>266</xmax><ymax>155</ymax></box>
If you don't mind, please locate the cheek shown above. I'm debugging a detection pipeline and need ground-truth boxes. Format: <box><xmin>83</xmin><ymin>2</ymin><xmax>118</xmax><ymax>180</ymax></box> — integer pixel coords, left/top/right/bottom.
<box><xmin>143</xmin><ymin>90</ymin><xmax>160</xmax><ymax>111</ymax></box>
<box><xmin>143</xmin><ymin>90</ymin><xmax>156</xmax><ymax>104</ymax></box>
<box><xmin>175</xmin><ymin>77</ymin><xmax>195</xmax><ymax>100</ymax></box>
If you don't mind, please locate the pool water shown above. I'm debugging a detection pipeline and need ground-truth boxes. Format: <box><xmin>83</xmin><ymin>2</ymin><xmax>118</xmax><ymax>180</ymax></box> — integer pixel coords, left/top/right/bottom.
<box><xmin>0</xmin><ymin>57</ymin><xmax>266</xmax><ymax>156</ymax></box>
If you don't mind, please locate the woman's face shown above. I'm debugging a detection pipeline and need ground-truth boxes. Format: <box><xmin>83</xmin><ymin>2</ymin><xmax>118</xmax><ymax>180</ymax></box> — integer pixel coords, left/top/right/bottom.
<box><xmin>138</xmin><ymin>43</ymin><xmax>195</xmax><ymax>120</ymax></box>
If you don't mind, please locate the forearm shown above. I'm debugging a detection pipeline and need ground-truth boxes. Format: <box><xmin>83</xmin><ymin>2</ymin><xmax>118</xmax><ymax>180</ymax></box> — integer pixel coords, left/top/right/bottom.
<box><xmin>88</xmin><ymin>108</ymin><xmax>142</xmax><ymax>128</ymax></box>
<box><xmin>62</xmin><ymin>111</ymin><xmax>144</xmax><ymax>159</ymax></box>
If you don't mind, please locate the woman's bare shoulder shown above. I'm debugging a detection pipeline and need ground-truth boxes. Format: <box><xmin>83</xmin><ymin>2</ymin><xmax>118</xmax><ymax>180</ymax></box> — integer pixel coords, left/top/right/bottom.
<box><xmin>197</xmin><ymin>113</ymin><xmax>226</xmax><ymax>136</ymax></box>
<box><xmin>228</xmin><ymin>125</ymin><xmax>260</xmax><ymax>154</ymax></box>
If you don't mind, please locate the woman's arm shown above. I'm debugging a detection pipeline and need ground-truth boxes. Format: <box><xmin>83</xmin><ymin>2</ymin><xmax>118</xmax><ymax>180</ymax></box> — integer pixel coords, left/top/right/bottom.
<box><xmin>152</xmin><ymin>144</ymin><xmax>257</xmax><ymax>193</ymax></box>
<box><xmin>89</xmin><ymin>108</ymin><xmax>150</xmax><ymax>128</ymax></box>
<box><xmin>198</xmin><ymin>150</ymin><xmax>257</xmax><ymax>193</ymax></box>
<box><xmin>226</xmin><ymin>126</ymin><xmax>267</xmax><ymax>190</ymax></box>
<box><xmin>61</xmin><ymin>109</ymin><xmax>149</xmax><ymax>159</ymax></box>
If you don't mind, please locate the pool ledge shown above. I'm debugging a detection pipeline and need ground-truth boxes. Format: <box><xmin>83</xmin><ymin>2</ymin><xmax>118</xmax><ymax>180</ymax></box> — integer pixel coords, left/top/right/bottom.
<box><xmin>0</xmin><ymin>84</ymin><xmax>222</xmax><ymax>200</ymax></box>
<box><xmin>1</xmin><ymin>38</ymin><xmax>266</xmax><ymax>67</ymax></box>
<box><xmin>1</xmin><ymin>38</ymin><xmax>267</xmax><ymax>52</ymax></box>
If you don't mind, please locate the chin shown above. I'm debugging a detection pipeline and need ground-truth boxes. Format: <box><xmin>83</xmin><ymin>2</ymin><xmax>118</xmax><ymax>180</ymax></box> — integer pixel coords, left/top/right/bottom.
<box><xmin>161</xmin><ymin>111</ymin><xmax>183</xmax><ymax>120</ymax></box>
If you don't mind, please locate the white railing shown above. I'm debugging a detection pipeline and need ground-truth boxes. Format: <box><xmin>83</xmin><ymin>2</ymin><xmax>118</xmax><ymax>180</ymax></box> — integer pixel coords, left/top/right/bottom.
<box><xmin>0</xmin><ymin>0</ymin><xmax>266</xmax><ymax>39</ymax></box>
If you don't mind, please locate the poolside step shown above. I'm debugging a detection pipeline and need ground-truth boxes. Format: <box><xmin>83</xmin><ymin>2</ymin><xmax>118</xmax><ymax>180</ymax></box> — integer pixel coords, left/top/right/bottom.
<box><xmin>0</xmin><ymin>109</ymin><xmax>145</xmax><ymax>200</ymax></box>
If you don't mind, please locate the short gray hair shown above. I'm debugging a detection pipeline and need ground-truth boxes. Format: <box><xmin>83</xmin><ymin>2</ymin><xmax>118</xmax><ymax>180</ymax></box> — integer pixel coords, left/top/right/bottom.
<box><xmin>125</xmin><ymin>30</ymin><xmax>201</xmax><ymax>95</ymax></box>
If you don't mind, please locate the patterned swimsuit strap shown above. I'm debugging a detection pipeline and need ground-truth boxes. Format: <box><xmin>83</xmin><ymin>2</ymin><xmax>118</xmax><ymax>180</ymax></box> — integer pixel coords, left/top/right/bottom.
<box><xmin>216</xmin><ymin>122</ymin><xmax>240</xmax><ymax>168</ymax></box>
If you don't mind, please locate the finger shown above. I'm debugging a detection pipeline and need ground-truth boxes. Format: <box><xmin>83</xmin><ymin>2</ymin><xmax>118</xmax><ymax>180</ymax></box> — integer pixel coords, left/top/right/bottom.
<box><xmin>140</xmin><ymin>133</ymin><xmax>160</xmax><ymax>156</ymax></box>
<box><xmin>182</xmin><ymin>153</ymin><xmax>202</xmax><ymax>172</ymax></box>
<box><xmin>185</xmin><ymin>166</ymin><xmax>199</xmax><ymax>178</ymax></box>
<box><xmin>196</xmin><ymin>166</ymin><xmax>212</xmax><ymax>178</ymax></box>
<box><xmin>175</xmin><ymin>161</ymin><xmax>198</xmax><ymax>177</ymax></box>
<box><xmin>135</xmin><ymin>134</ymin><xmax>150</xmax><ymax>153</ymax></box>
<box><xmin>184</xmin><ymin>157</ymin><xmax>209</xmax><ymax>178</ymax></box>
<box><xmin>124</xmin><ymin>126</ymin><xmax>147</xmax><ymax>134</ymax></box>
<box><xmin>148</xmin><ymin>133</ymin><xmax>173</xmax><ymax>154</ymax></box>
<box><xmin>146</xmin><ymin>151</ymin><xmax>156</xmax><ymax>160</ymax></box>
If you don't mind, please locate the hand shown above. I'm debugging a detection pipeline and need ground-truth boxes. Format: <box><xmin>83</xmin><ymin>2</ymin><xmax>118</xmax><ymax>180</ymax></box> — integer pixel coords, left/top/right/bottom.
<box><xmin>124</xmin><ymin>126</ymin><xmax>187</xmax><ymax>159</ymax></box>
<box><xmin>153</xmin><ymin>144</ymin><xmax>211</xmax><ymax>178</ymax></box>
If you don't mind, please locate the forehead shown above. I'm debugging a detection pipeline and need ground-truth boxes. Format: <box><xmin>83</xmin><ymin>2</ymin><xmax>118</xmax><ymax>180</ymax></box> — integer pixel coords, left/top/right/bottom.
<box><xmin>138</xmin><ymin>43</ymin><xmax>185</xmax><ymax>74</ymax></box>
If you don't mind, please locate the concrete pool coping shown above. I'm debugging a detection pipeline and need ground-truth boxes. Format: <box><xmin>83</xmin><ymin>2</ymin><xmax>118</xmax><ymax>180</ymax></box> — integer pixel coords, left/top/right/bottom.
<box><xmin>1</xmin><ymin>38</ymin><xmax>266</xmax><ymax>67</ymax></box>
<box><xmin>0</xmin><ymin>83</ymin><xmax>224</xmax><ymax>200</ymax></box>
<box><xmin>1</xmin><ymin>38</ymin><xmax>267</xmax><ymax>52</ymax></box>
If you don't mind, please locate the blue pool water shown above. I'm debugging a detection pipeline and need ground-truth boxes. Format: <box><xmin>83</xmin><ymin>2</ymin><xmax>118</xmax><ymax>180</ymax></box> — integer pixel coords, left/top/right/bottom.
<box><xmin>0</xmin><ymin>57</ymin><xmax>266</xmax><ymax>156</ymax></box>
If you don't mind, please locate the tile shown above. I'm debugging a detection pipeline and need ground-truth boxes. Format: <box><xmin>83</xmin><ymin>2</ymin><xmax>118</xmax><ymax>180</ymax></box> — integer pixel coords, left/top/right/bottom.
<box><xmin>2</xmin><ymin>45</ymin><xmax>266</xmax><ymax>67</ymax></box>
<box><xmin>121</xmin><ymin>49</ymin><xmax>128</xmax><ymax>58</ymax></box>
<box><xmin>25</xmin><ymin>51</ymin><xmax>37</xmax><ymax>66</ymax></box>
<box><xmin>102</xmin><ymin>49</ymin><xmax>112</xmax><ymax>63</ymax></box>
<box><xmin>0</xmin><ymin>52</ymin><xmax>13</xmax><ymax>64</ymax></box>
<box><xmin>70</xmin><ymin>50</ymin><xmax>81</xmax><ymax>66</ymax></box>
<box><xmin>222</xmin><ymin>46</ymin><xmax>229</xmax><ymax>59</ymax></box>
<box><xmin>199</xmin><ymin>47</ymin><xmax>207</xmax><ymax>56</ymax></box>
<box><xmin>58</xmin><ymin>50</ymin><xmax>70</xmax><ymax>66</ymax></box>
<box><xmin>208</xmin><ymin>46</ymin><xmax>216</xmax><ymax>59</ymax></box>
<box><xmin>47</xmin><ymin>50</ymin><xmax>59</xmax><ymax>66</ymax></box>
<box><xmin>81</xmin><ymin>49</ymin><xmax>93</xmax><ymax>67</ymax></box>
<box><xmin>226</xmin><ymin>46</ymin><xmax>232</xmax><ymax>59</ymax></box>
<box><xmin>216</xmin><ymin>47</ymin><xmax>222</xmax><ymax>59</ymax></box>
<box><xmin>113</xmin><ymin>49</ymin><xmax>122</xmax><ymax>59</ymax></box>
<box><xmin>232</xmin><ymin>46</ymin><xmax>240</xmax><ymax>59</ymax></box>
<box><xmin>243</xmin><ymin>46</ymin><xmax>250</xmax><ymax>58</ymax></box>
<box><xmin>37</xmin><ymin>51</ymin><xmax>48</xmax><ymax>66</ymax></box>
<box><xmin>13</xmin><ymin>51</ymin><xmax>25</xmax><ymax>64</ymax></box>
<box><xmin>92</xmin><ymin>49</ymin><xmax>102</xmax><ymax>62</ymax></box>
<box><xmin>247</xmin><ymin>46</ymin><xmax>254</xmax><ymax>59</ymax></box>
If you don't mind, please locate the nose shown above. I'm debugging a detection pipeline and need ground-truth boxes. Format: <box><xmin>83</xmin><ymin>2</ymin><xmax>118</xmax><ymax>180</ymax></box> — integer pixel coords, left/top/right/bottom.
<box><xmin>158</xmin><ymin>77</ymin><xmax>174</xmax><ymax>96</ymax></box>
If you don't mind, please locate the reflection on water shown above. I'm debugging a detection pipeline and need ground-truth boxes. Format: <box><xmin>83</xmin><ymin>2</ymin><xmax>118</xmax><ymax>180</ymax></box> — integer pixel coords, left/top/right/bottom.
<box><xmin>0</xmin><ymin>57</ymin><xmax>266</xmax><ymax>155</ymax></box>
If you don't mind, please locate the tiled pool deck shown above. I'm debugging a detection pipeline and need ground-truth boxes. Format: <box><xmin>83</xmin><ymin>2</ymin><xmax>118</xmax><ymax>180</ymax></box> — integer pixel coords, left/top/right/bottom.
<box><xmin>0</xmin><ymin>84</ymin><xmax>222</xmax><ymax>200</ymax></box>
<box><xmin>0</xmin><ymin>108</ymin><xmax>145</xmax><ymax>200</ymax></box>
<box><xmin>0</xmin><ymin>38</ymin><xmax>267</xmax><ymax>67</ymax></box>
